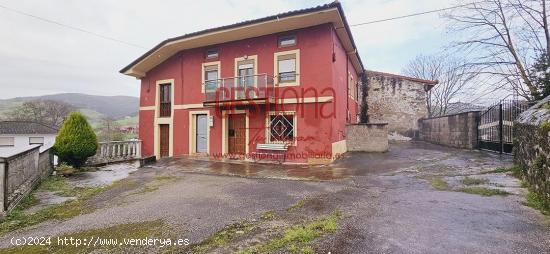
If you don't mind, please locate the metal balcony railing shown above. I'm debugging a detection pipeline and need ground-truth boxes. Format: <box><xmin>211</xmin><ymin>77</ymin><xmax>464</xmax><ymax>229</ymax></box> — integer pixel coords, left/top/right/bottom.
<box><xmin>204</xmin><ymin>74</ymin><xmax>275</xmax><ymax>103</ymax></box>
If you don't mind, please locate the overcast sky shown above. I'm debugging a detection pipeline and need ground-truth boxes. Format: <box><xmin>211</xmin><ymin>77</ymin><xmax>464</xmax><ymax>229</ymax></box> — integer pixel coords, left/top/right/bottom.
<box><xmin>0</xmin><ymin>0</ymin><xmax>455</xmax><ymax>99</ymax></box>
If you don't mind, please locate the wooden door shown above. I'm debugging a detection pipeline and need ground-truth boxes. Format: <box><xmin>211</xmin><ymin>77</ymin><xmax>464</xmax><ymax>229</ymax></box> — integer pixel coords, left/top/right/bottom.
<box><xmin>159</xmin><ymin>124</ymin><xmax>170</xmax><ymax>158</ymax></box>
<box><xmin>228</xmin><ymin>114</ymin><xmax>246</xmax><ymax>155</ymax></box>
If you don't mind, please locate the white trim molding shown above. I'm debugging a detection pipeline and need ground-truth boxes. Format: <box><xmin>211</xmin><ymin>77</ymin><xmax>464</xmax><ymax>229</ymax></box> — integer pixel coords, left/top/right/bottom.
<box><xmin>188</xmin><ymin>110</ymin><xmax>211</xmax><ymax>155</ymax></box>
<box><xmin>274</xmin><ymin>49</ymin><xmax>300</xmax><ymax>87</ymax></box>
<box><xmin>153</xmin><ymin>79</ymin><xmax>175</xmax><ymax>159</ymax></box>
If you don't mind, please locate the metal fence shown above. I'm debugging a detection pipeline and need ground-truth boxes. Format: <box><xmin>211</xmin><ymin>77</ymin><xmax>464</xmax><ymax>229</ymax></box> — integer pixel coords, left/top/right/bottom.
<box><xmin>477</xmin><ymin>98</ymin><xmax>532</xmax><ymax>154</ymax></box>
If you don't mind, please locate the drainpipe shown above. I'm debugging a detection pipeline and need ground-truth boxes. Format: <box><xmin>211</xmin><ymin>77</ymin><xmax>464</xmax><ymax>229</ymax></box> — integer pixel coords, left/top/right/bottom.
<box><xmin>346</xmin><ymin>53</ymin><xmax>349</xmax><ymax>124</ymax></box>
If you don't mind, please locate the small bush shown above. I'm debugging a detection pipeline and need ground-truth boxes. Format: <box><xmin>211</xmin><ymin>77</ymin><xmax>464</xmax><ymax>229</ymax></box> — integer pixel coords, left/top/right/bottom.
<box><xmin>53</xmin><ymin>112</ymin><xmax>98</xmax><ymax>168</ymax></box>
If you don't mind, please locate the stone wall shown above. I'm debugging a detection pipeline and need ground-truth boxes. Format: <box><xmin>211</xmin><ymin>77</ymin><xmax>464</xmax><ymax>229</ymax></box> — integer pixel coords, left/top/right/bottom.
<box><xmin>419</xmin><ymin>111</ymin><xmax>480</xmax><ymax>149</ymax></box>
<box><xmin>514</xmin><ymin>96</ymin><xmax>550</xmax><ymax>207</ymax></box>
<box><xmin>346</xmin><ymin>123</ymin><xmax>389</xmax><ymax>152</ymax></box>
<box><xmin>0</xmin><ymin>147</ymin><xmax>53</xmax><ymax>214</ymax></box>
<box><xmin>365</xmin><ymin>71</ymin><xmax>435</xmax><ymax>138</ymax></box>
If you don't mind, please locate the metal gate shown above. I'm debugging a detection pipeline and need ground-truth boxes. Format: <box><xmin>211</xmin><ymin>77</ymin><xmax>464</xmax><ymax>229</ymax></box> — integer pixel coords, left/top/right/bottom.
<box><xmin>477</xmin><ymin>98</ymin><xmax>531</xmax><ymax>154</ymax></box>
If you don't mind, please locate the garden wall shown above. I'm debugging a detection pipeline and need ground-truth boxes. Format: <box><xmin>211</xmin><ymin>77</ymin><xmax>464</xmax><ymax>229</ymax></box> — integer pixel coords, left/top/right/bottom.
<box><xmin>418</xmin><ymin>111</ymin><xmax>480</xmax><ymax>149</ymax></box>
<box><xmin>0</xmin><ymin>146</ymin><xmax>53</xmax><ymax>215</ymax></box>
<box><xmin>346</xmin><ymin>123</ymin><xmax>389</xmax><ymax>152</ymax></box>
<box><xmin>514</xmin><ymin>97</ymin><xmax>550</xmax><ymax>207</ymax></box>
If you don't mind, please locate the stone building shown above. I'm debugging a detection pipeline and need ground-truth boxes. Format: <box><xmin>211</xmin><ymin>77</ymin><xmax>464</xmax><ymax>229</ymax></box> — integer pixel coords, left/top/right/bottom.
<box><xmin>364</xmin><ymin>70</ymin><xmax>437</xmax><ymax>139</ymax></box>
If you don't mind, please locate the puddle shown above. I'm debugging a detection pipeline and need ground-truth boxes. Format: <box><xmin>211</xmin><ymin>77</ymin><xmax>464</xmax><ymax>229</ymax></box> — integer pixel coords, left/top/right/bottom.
<box><xmin>67</xmin><ymin>163</ymin><xmax>140</xmax><ymax>187</ymax></box>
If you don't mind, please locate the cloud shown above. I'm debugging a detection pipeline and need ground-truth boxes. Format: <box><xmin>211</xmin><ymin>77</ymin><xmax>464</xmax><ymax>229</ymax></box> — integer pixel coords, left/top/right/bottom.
<box><xmin>0</xmin><ymin>0</ymin><xmax>456</xmax><ymax>99</ymax></box>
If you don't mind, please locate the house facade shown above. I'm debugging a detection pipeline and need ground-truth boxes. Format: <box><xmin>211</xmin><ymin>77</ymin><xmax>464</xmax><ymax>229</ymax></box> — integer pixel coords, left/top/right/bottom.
<box><xmin>121</xmin><ymin>3</ymin><xmax>364</xmax><ymax>163</ymax></box>
<box><xmin>0</xmin><ymin>121</ymin><xmax>58</xmax><ymax>156</ymax></box>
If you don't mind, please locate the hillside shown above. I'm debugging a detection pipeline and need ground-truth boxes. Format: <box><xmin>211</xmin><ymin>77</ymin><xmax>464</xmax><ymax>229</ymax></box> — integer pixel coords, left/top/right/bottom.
<box><xmin>0</xmin><ymin>93</ymin><xmax>139</xmax><ymax>121</ymax></box>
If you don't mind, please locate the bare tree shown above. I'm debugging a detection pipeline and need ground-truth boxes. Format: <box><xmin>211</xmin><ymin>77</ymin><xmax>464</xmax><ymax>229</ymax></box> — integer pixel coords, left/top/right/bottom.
<box><xmin>445</xmin><ymin>0</ymin><xmax>550</xmax><ymax>101</ymax></box>
<box><xmin>97</xmin><ymin>117</ymin><xmax>125</xmax><ymax>142</ymax></box>
<box><xmin>4</xmin><ymin>100</ymin><xmax>75</xmax><ymax>128</ymax></box>
<box><xmin>403</xmin><ymin>54</ymin><xmax>476</xmax><ymax>116</ymax></box>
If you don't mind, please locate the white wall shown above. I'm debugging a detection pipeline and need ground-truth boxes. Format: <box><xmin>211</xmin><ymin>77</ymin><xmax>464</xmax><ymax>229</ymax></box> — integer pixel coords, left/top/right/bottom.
<box><xmin>0</xmin><ymin>134</ymin><xmax>56</xmax><ymax>153</ymax></box>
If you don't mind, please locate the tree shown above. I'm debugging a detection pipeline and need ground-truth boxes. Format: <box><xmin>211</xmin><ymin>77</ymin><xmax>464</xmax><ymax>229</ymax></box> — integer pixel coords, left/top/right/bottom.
<box><xmin>445</xmin><ymin>0</ymin><xmax>550</xmax><ymax>101</ymax></box>
<box><xmin>97</xmin><ymin>117</ymin><xmax>125</xmax><ymax>142</ymax></box>
<box><xmin>53</xmin><ymin>112</ymin><xmax>98</xmax><ymax>168</ymax></box>
<box><xmin>5</xmin><ymin>100</ymin><xmax>74</xmax><ymax>128</ymax></box>
<box><xmin>529</xmin><ymin>52</ymin><xmax>550</xmax><ymax>100</ymax></box>
<box><xmin>403</xmin><ymin>54</ymin><xmax>475</xmax><ymax>116</ymax></box>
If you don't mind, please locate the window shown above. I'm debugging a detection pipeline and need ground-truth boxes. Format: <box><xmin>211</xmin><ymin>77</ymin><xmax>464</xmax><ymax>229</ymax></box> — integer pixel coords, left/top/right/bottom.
<box><xmin>159</xmin><ymin>83</ymin><xmax>171</xmax><ymax>117</ymax></box>
<box><xmin>204</xmin><ymin>65</ymin><xmax>219</xmax><ymax>92</ymax></box>
<box><xmin>274</xmin><ymin>50</ymin><xmax>300</xmax><ymax>86</ymax></box>
<box><xmin>268</xmin><ymin>112</ymin><xmax>295</xmax><ymax>143</ymax></box>
<box><xmin>29</xmin><ymin>137</ymin><xmax>44</xmax><ymax>145</ymax></box>
<box><xmin>206</xmin><ymin>48</ymin><xmax>218</xmax><ymax>59</ymax></box>
<box><xmin>277</xmin><ymin>55</ymin><xmax>296</xmax><ymax>82</ymax></box>
<box><xmin>278</xmin><ymin>35</ymin><xmax>296</xmax><ymax>47</ymax></box>
<box><xmin>0</xmin><ymin>137</ymin><xmax>14</xmax><ymax>147</ymax></box>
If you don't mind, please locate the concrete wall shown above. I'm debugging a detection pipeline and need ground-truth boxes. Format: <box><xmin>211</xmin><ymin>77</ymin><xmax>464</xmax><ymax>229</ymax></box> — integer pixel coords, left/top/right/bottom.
<box><xmin>514</xmin><ymin>97</ymin><xmax>550</xmax><ymax>208</ymax></box>
<box><xmin>419</xmin><ymin>111</ymin><xmax>480</xmax><ymax>149</ymax></box>
<box><xmin>366</xmin><ymin>73</ymin><xmax>431</xmax><ymax>138</ymax></box>
<box><xmin>346</xmin><ymin>123</ymin><xmax>389</xmax><ymax>152</ymax></box>
<box><xmin>0</xmin><ymin>147</ymin><xmax>52</xmax><ymax>215</ymax></box>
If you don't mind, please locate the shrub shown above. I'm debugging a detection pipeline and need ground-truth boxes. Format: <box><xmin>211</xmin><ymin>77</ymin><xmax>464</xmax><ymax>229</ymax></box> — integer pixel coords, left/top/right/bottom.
<box><xmin>53</xmin><ymin>112</ymin><xmax>98</xmax><ymax>168</ymax></box>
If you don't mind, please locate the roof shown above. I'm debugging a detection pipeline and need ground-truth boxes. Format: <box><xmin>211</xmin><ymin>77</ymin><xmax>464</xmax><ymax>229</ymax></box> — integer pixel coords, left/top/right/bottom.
<box><xmin>366</xmin><ymin>70</ymin><xmax>439</xmax><ymax>85</ymax></box>
<box><xmin>121</xmin><ymin>1</ymin><xmax>364</xmax><ymax>78</ymax></box>
<box><xmin>0</xmin><ymin>121</ymin><xmax>58</xmax><ymax>135</ymax></box>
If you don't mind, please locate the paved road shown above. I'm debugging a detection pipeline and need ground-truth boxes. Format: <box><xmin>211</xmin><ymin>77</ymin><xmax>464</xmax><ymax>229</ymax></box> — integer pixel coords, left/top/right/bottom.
<box><xmin>0</xmin><ymin>142</ymin><xmax>548</xmax><ymax>253</ymax></box>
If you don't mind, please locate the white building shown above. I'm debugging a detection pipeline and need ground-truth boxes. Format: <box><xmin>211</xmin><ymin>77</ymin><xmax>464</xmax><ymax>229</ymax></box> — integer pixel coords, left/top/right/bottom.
<box><xmin>0</xmin><ymin>121</ymin><xmax>58</xmax><ymax>157</ymax></box>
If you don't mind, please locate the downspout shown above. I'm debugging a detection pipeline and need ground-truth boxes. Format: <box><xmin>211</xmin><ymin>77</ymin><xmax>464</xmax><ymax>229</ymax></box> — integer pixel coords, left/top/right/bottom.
<box><xmin>346</xmin><ymin>53</ymin><xmax>349</xmax><ymax>124</ymax></box>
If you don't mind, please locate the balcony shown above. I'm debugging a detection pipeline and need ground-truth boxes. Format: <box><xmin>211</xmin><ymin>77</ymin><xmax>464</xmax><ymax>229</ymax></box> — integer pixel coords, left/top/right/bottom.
<box><xmin>204</xmin><ymin>74</ymin><xmax>275</xmax><ymax>106</ymax></box>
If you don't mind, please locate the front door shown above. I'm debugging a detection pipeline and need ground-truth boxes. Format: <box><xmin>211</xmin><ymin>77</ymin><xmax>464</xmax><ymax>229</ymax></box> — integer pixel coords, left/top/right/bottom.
<box><xmin>228</xmin><ymin>114</ymin><xmax>246</xmax><ymax>155</ymax></box>
<box><xmin>159</xmin><ymin>124</ymin><xmax>170</xmax><ymax>158</ymax></box>
<box><xmin>196</xmin><ymin>114</ymin><xmax>208</xmax><ymax>153</ymax></box>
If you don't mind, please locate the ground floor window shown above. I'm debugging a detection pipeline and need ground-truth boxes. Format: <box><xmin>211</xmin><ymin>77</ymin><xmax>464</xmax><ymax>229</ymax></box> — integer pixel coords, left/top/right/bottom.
<box><xmin>268</xmin><ymin>112</ymin><xmax>295</xmax><ymax>143</ymax></box>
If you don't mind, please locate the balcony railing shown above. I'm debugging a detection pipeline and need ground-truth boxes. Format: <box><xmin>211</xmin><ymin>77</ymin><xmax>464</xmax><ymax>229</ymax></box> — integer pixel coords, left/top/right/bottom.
<box><xmin>204</xmin><ymin>74</ymin><xmax>274</xmax><ymax>103</ymax></box>
<box><xmin>160</xmin><ymin>102</ymin><xmax>171</xmax><ymax>117</ymax></box>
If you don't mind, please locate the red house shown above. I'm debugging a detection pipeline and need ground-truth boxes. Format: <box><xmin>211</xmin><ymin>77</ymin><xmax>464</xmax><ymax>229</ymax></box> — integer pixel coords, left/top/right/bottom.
<box><xmin>120</xmin><ymin>2</ymin><xmax>364</xmax><ymax>164</ymax></box>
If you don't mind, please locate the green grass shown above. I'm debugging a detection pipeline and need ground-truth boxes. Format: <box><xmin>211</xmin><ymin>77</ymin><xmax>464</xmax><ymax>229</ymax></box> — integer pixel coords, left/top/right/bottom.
<box><xmin>191</xmin><ymin>221</ymin><xmax>258</xmax><ymax>254</ymax></box>
<box><xmin>261</xmin><ymin>210</ymin><xmax>276</xmax><ymax>221</ymax></box>
<box><xmin>481</xmin><ymin>165</ymin><xmax>523</xmax><ymax>178</ymax></box>
<box><xmin>238</xmin><ymin>210</ymin><xmax>341</xmax><ymax>254</ymax></box>
<box><xmin>2</xmin><ymin>220</ymin><xmax>168</xmax><ymax>254</ymax></box>
<box><xmin>458</xmin><ymin>187</ymin><xmax>510</xmax><ymax>196</ymax></box>
<box><xmin>524</xmin><ymin>190</ymin><xmax>550</xmax><ymax>216</ymax></box>
<box><xmin>462</xmin><ymin>177</ymin><xmax>489</xmax><ymax>186</ymax></box>
<box><xmin>431</xmin><ymin>177</ymin><xmax>449</xmax><ymax>191</ymax></box>
<box><xmin>0</xmin><ymin>176</ymin><xmax>122</xmax><ymax>236</ymax></box>
<box><xmin>287</xmin><ymin>199</ymin><xmax>306</xmax><ymax>212</ymax></box>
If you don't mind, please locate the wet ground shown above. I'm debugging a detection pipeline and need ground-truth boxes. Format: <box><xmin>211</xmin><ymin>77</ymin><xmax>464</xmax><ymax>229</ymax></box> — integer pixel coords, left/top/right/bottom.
<box><xmin>0</xmin><ymin>141</ymin><xmax>548</xmax><ymax>253</ymax></box>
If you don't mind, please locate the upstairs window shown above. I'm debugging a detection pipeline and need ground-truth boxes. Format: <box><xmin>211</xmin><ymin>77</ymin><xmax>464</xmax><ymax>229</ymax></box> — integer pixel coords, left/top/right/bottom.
<box><xmin>206</xmin><ymin>48</ymin><xmax>218</xmax><ymax>59</ymax></box>
<box><xmin>159</xmin><ymin>83</ymin><xmax>171</xmax><ymax>117</ymax></box>
<box><xmin>0</xmin><ymin>137</ymin><xmax>14</xmax><ymax>147</ymax></box>
<box><xmin>29</xmin><ymin>137</ymin><xmax>44</xmax><ymax>145</ymax></box>
<box><xmin>204</xmin><ymin>65</ymin><xmax>219</xmax><ymax>92</ymax></box>
<box><xmin>278</xmin><ymin>35</ymin><xmax>296</xmax><ymax>47</ymax></box>
<box><xmin>277</xmin><ymin>54</ymin><xmax>297</xmax><ymax>83</ymax></box>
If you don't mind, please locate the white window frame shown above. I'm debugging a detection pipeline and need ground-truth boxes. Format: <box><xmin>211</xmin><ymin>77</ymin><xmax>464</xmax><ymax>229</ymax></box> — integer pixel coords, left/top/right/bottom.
<box><xmin>201</xmin><ymin>61</ymin><xmax>221</xmax><ymax>93</ymax></box>
<box><xmin>274</xmin><ymin>49</ymin><xmax>300</xmax><ymax>87</ymax></box>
